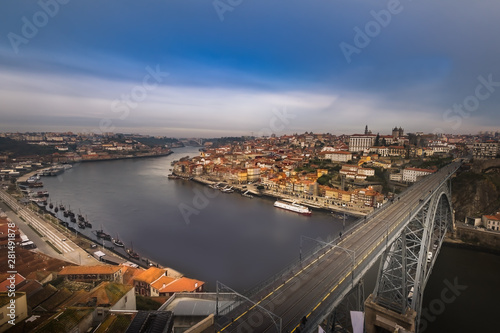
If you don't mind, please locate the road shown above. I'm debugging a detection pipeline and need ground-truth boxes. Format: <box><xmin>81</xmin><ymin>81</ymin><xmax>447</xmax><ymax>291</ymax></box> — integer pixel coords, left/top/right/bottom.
<box><xmin>0</xmin><ymin>189</ymin><xmax>100</xmax><ymax>265</ymax></box>
<box><xmin>219</xmin><ymin>162</ymin><xmax>461</xmax><ymax>333</ymax></box>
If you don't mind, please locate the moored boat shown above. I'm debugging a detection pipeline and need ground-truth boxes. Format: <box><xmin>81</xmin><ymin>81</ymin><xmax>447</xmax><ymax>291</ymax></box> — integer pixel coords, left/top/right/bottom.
<box><xmin>95</xmin><ymin>228</ymin><xmax>112</xmax><ymax>241</ymax></box>
<box><xmin>273</xmin><ymin>200</ymin><xmax>312</xmax><ymax>216</ymax></box>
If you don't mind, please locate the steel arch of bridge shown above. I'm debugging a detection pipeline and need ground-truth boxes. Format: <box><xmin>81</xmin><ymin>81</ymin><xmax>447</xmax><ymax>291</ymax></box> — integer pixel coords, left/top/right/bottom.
<box><xmin>372</xmin><ymin>179</ymin><xmax>453</xmax><ymax>330</ymax></box>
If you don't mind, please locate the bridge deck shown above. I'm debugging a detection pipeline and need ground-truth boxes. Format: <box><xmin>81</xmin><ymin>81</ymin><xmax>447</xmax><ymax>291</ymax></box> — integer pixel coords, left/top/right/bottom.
<box><xmin>218</xmin><ymin>162</ymin><xmax>461</xmax><ymax>333</ymax></box>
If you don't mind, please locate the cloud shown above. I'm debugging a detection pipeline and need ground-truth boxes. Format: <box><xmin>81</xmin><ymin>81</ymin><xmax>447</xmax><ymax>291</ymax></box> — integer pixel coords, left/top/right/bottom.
<box><xmin>0</xmin><ymin>0</ymin><xmax>499</xmax><ymax>136</ymax></box>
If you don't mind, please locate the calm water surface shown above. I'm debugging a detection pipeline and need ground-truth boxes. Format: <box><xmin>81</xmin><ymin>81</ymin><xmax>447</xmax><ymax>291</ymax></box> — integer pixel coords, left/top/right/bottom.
<box><xmin>40</xmin><ymin>147</ymin><xmax>499</xmax><ymax>331</ymax></box>
<box><xmin>41</xmin><ymin>147</ymin><xmax>350</xmax><ymax>291</ymax></box>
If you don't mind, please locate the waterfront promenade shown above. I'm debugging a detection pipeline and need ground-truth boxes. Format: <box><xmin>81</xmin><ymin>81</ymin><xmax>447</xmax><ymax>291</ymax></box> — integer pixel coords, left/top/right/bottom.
<box><xmin>191</xmin><ymin>176</ymin><xmax>371</xmax><ymax>216</ymax></box>
<box><xmin>0</xmin><ymin>189</ymin><xmax>99</xmax><ymax>265</ymax></box>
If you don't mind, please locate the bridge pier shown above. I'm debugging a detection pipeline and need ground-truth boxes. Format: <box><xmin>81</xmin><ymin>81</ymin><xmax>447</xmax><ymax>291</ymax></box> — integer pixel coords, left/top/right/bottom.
<box><xmin>364</xmin><ymin>294</ymin><xmax>417</xmax><ymax>333</ymax></box>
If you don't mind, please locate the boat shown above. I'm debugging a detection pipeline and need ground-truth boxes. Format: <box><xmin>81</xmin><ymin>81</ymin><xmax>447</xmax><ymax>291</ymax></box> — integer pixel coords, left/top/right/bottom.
<box><xmin>49</xmin><ymin>166</ymin><xmax>64</xmax><ymax>176</ymax></box>
<box><xmin>167</xmin><ymin>174</ymin><xmax>180</xmax><ymax>179</ymax></box>
<box><xmin>59</xmin><ymin>204</ymin><xmax>65</xmax><ymax>211</ymax></box>
<box><xmin>127</xmin><ymin>242</ymin><xmax>140</xmax><ymax>259</ymax></box>
<box><xmin>95</xmin><ymin>228</ymin><xmax>112</xmax><ymax>241</ymax></box>
<box><xmin>63</xmin><ymin>211</ymin><xmax>69</xmax><ymax>218</ymax></box>
<box><xmin>49</xmin><ymin>202</ymin><xmax>53</xmax><ymax>209</ymax></box>
<box><xmin>273</xmin><ymin>200</ymin><xmax>312</xmax><ymax>216</ymax></box>
<box><xmin>84</xmin><ymin>216</ymin><xmax>92</xmax><ymax>228</ymax></box>
<box><xmin>220</xmin><ymin>186</ymin><xmax>234</xmax><ymax>193</ymax></box>
<box><xmin>113</xmin><ymin>235</ymin><xmax>124</xmax><ymax>247</ymax></box>
<box><xmin>78</xmin><ymin>221</ymin><xmax>85</xmax><ymax>229</ymax></box>
<box><xmin>242</xmin><ymin>191</ymin><xmax>254</xmax><ymax>198</ymax></box>
<box><xmin>70</xmin><ymin>217</ymin><xmax>76</xmax><ymax>223</ymax></box>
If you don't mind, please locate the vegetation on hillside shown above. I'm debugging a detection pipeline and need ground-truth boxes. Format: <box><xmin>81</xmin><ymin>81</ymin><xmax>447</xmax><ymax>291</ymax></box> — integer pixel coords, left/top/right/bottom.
<box><xmin>452</xmin><ymin>164</ymin><xmax>500</xmax><ymax>221</ymax></box>
<box><xmin>0</xmin><ymin>137</ymin><xmax>56</xmax><ymax>157</ymax></box>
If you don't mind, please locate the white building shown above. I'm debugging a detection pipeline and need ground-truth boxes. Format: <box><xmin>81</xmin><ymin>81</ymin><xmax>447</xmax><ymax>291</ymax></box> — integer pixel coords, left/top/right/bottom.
<box><xmin>402</xmin><ymin>167</ymin><xmax>435</xmax><ymax>183</ymax></box>
<box><xmin>349</xmin><ymin>134</ymin><xmax>376</xmax><ymax>152</ymax></box>
<box><xmin>319</xmin><ymin>151</ymin><xmax>353</xmax><ymax>162</ymax></box>
<box><xmin>472</xmin><ymin>141</ymin><xmax>498</xmax><ymax>159</ymax></box>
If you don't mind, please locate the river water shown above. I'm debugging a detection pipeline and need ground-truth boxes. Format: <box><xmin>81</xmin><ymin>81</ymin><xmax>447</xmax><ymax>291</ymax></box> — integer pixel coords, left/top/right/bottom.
<box><xmin>40</xmin><ymin>146</ymin><xmax>499</xmax><ymax>331</ymax></box>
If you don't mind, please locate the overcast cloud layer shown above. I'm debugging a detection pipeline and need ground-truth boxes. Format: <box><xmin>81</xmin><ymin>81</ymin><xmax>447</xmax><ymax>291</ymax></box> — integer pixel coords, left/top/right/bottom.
<box><xmin>1</xmin><ymin>0</ymin><xmax>499</xmax><ymax>137</ymax></box>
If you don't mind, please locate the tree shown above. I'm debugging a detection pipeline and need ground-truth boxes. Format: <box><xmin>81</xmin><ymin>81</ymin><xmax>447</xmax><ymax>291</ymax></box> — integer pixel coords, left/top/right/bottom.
<box><xmin>317</xmin><ymin>174</ymin><xmax>332</xmax><ymax>186</ymax></box>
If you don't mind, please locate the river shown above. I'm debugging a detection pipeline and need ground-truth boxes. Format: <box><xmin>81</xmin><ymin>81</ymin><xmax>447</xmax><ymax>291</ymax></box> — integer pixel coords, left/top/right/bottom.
<box><xmin>39</xmin><ymin>146</ymin><xmax>499</xmax><ymax>331</ymax></box>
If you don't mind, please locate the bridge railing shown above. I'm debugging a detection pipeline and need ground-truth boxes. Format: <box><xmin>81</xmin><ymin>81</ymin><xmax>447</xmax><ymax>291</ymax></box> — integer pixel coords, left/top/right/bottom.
<box><xmin>243</xmin><ymin>212</ymin><xmax>371</xmax><ymax>300</ymax></box>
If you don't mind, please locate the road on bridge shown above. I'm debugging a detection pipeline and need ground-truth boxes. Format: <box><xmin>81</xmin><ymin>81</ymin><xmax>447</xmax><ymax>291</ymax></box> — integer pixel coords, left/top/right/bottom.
<box><xmin>219</xmin><ymin>162</ymin><xmax>461</xmax><ymax>333</ymax></box>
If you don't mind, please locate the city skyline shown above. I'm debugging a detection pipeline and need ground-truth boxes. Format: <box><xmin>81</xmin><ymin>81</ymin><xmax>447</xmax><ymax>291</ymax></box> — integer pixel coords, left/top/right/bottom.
<box><xmin>1</xmin><ymin>0</ymin><xmax>500</xmax><ymax>136</ymax></box>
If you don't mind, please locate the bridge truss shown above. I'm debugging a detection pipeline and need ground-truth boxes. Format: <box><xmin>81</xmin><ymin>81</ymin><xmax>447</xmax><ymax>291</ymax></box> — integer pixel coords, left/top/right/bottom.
<box><xmin>371</xmin><ymin>178</ymin><xmax>453</xmax><ymax>331</ymax></box>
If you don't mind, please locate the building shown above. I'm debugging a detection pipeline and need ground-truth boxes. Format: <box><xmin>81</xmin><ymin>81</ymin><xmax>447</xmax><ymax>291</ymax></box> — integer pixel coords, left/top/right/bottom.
<box><xmin>340</xmin><ymin>165</ymin><xmax>375</xmax><ymax>180</ymax></box>
<box><xmin>247</xmin><ymin>167</ymin><xmax>261</xmax><ymax>182</ymax></box>
<box><xmin>0</xmin><ymin>292</ymin><xmax>28</xmax><ymax>332</ymax></box>
<box><xmin>402</xmin><ymin>167</ymin><xmax>435</xmax><ymax>183</ymax></box>
<box><xmin>155</xmin><ymin>277</ymin><xmax>205</xmax><ymax>297</ymax></box>
<box><xmin>389</xmin><ymin>173</ymin><xmax>403</xmax><ymax>182</ymax></box>
<box><xmin>58</xmin><ymin>265</ymin><xmax>123</xmax><ymax>284</ymax></box>
<box><xmin>0</xmin><ymin>218</ymin><xmax>21</xmax><ymax>249</ymax></box>
<box><xmin>472</xmin><ymin>141</ymin><xmax>498</xmax><ymax>159</ymax></box>
<box><xmin>392</xmin><ymin>126</ymin><xmax>404</xmax><ymax>138</ymax></box>
<box><xmin>318</xmin><ymin>151</ymin><xmax>353</xmax><ymax>162</ymax></box>
<box><xmin>351</xmin><ymin>187</ymin><xmax>384</xmax><ymax>207</ymax></box>
<box><xmin>482</xmin><ymin>212</ymin><xmax>500</xmax><ymax>231</ymax></box>
<box><xmin>133</xmin><ymin>267</ymin><xmax>168</xmax><ymax>297</ymax></box>
<box><xmin>349</xmin><ymin>134</ymin><xmax>377</xmax><ymax>152</ymax></box>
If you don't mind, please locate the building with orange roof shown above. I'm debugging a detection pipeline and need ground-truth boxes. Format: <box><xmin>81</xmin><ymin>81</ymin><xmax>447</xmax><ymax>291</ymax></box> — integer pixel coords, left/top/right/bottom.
<box><xmin>157</xmin><ymin>277</ymin><xmax>205</xmax><ymax>297</ymax></box>
<box><xmin>133</xmin><ymin>267</ymin><xmax>168</xmax><ymax>297</ymax></box>
<box><xmin>0</xmin><ymin>273</ymin><xmax>26</xmax><ymax>292</ymax></box>
<box><xmin>58</xmin><ymin>265</ymin><xmax>123</xmax><ymax>283</ymax></box>
<box><xmin>482</xmin><ymin>212</ymin><xmax>500</xmax><ymax>231</ymax></box>
<box><xmin>120</xmin><ymin>265</ymin><xmax>144</xmax><ymax>286</ymax></box>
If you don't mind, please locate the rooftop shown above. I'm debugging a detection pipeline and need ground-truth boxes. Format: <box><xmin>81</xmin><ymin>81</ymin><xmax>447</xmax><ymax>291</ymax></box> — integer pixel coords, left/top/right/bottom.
<box><xmin>134</xmin><ymin>267</ymin><xmax>167</xmax><ymax>284</ymax></box>
<box><xmin>59</xmin><ymin>265</ymin><xmax>121</xmax><ymax>276</ymax></box>
<box><xmin>158</xmin><ymin>277</ymin><xmax>205</xmax><ymax>294</ymax></box>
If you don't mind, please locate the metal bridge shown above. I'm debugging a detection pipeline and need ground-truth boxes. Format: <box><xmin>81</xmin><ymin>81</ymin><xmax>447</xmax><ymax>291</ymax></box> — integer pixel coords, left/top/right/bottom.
<box><xmin>216</xmin><ymin>161</ymin><xmax>461</xmax><ymax>333</ymax></box>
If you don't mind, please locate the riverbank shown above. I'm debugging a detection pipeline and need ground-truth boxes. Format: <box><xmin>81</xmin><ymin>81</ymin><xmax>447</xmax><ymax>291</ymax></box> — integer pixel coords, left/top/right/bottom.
<box><xmin>444</xmin><ymin>223</ymin><xmax>500</xmax><ymax>255</ymax></box>
<box><xmin>0</xmin><ymin>188</ymin><xmax>183</xmax><ymax>276</ymax></box>
<box><xmin>189</xmin><ymin>175</ymin><xmax>368</xmax><ymax>217</ymax></box>
<box><xmin>79</xmin><ymin>150</ymin><xmax>173</xmax><ymax>163</ymax></box>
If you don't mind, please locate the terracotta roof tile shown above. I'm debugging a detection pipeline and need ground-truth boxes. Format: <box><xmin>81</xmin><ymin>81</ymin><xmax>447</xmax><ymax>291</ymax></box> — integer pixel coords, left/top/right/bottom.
<box><xmin>158</xmin><ymin>277</ymin><xmax>204</xmax><ymax>293</ymax></box>
<box><xmin>133</xmin><ymin>267</ymin><xmax>166</xmax><ymax>284</ymax></box>
<box><xmin>58</xmin><ymin>265</ymin><xmax>121</xmax><ymax>276</ymax></box>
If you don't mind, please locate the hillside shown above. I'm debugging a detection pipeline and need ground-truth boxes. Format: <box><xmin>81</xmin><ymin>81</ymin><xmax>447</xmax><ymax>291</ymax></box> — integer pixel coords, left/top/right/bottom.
<box><xmin>0</xmin><ymin>137</ymin><xmax>56</xmax><ymax>157</ymax></box>
<box><xmin>452</xmin><ymin>160</ymin><xmax>500</xmax><ymax>221</ymax></box>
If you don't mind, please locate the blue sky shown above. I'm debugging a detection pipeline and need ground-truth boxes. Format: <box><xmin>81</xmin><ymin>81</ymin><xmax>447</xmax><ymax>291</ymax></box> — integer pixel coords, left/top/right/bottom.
<box><xmin>1</xmin><ymin>0</ymin><xmax>499</xmax><ymax>137</ymax></box>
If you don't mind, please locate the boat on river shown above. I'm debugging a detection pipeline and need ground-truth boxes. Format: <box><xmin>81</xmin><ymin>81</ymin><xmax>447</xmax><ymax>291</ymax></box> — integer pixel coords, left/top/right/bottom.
<box><xmin>273</xmin><ymin>200</ymin><xmax>312</xmax><ymax>216</ymax></box>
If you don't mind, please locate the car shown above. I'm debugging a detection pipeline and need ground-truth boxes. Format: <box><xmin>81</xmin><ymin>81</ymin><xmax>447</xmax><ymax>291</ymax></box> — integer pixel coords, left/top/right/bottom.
<box><xmin>427</xmin><ymin>251</ymin><xmax>433</xmax><ymax>263</ymax></box>
<box><xmin>61</xmin><ymin>238</ymin><xmax>66</xmax><ymax>241</ymax></box>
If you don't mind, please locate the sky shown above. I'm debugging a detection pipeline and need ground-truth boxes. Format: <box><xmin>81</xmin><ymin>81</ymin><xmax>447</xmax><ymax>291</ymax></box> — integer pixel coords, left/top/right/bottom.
<box><xmin>1</xmin><ymin>0</ymin><xmax>499</xmax><ymax>137</ymax></box>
